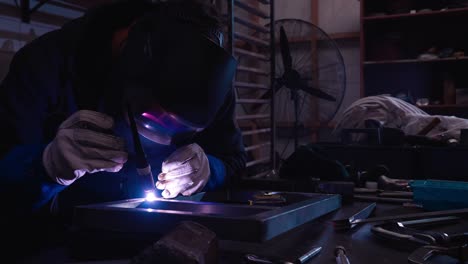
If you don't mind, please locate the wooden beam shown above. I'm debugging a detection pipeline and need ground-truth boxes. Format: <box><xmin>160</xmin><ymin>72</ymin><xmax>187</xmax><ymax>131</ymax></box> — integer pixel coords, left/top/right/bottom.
<box><xmin>311</xmin><ymin>0</ymin><xmax>318</xmax><ymax>25</ymax></box>
<box><xmin>310</xmin><ymin>0</ymin><xmax>319</xmax><ymax>143</ymax></box>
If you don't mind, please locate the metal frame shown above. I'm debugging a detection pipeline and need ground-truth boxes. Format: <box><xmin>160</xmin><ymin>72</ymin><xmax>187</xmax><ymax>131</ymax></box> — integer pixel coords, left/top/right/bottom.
<box><xmin>227</xmin><ymin>0</ymin><xmax>276</xmax><ymax>178</ymax></box>
<box><xmin>73</xmin><ymin>191</ymin><xmax>341</xmax><ymax>242</ymax></box>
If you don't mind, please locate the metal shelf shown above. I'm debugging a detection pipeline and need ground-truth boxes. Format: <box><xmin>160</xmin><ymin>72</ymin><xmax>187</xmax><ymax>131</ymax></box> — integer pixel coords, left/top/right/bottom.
<box><xmin>228</xmin><ymin>0</ymin><xmax>276</xmax><ymax>178</ymax></box>
<box><xmin>234</xmin><ymin>48</ymin><xmax>269</xmax><ymax>61</ymax></box>
<box><xmin>234</xmin><ymin>0</ymin><xmax>270</xmax><ymax>19</ymax></box>
<box><xmin>235</xmin><ymin>81</ymin><xmax>270</xmax><ymax>90</ymax></box>
<box><xmin>234</xmin><ymin>16</ymin><xmax>270</xmax><ymax>33</ymax></box>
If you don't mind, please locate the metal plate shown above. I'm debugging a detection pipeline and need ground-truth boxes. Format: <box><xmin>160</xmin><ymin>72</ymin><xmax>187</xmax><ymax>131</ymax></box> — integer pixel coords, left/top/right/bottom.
<box><xmin>73</xmin><ymin>191</ymin><xmax>341</xmax><ymax>242</ymax></box>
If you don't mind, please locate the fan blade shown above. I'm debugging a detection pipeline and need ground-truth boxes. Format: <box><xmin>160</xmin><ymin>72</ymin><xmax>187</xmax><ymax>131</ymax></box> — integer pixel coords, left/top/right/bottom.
<box><xmin>299</xmin><ymin>83</ymin><xmax>336</xmax><ymax>102</ymax></box>
<box><xmin>250</xmin><ymin>81</ymin><xmax>282</xmax><ymax>111</ymax></box>
<box><xmin>279</xmin><ymin>26</ymin><xmax>293</xmax><ymax>71</ymax></box>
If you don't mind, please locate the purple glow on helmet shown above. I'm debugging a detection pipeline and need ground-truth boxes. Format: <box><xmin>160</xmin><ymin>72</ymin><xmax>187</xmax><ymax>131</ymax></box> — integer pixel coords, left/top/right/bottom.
<box><xmin>142</xmin><ymin>112</ymin><xmax>167</xmax><ymax>127</ymax></box>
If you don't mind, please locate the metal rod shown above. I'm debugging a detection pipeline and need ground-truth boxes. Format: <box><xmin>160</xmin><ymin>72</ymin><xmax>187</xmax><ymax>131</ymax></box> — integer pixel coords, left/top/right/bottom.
<box><xmin>235</xmin><ymin>31</ymin><xmax>269</xmax><ymax>47</ymax></box>
<box><xmin>237</xmin><ymin>65</ymin><xmax>269</xmax><ymax>75</ymax></box>
<box><xmin>245</xmin><ymin>142</ymin><xmax>271</xmax><ymax>151</ymax></box>
<box><xmin>269</xmin><ymin>0</ymin><xmax>276</xmax><ymax>173</ymax></box>
<box><xmin>227</xmin><ymin>0</ymin><xmax>234</xmax><ymax>55</ymax></box>
<box><xmin>236</xmin><ymin>98</ymin><xmax>270</xmax><ymax>104</ymax></box>
<box><xmin>234</xmin><ymin>48</ymin><xmax>269</xmax><ymax>61</ymax></box>
<box><xmin>242</xmin><ymin>128</ymin><xmax>271</xmax><ymax>136</ymax></box>
<box><xmin>234</xmin><ymin>16</ymin><xmax>270</xmax><ymax>33</ymax></box>
<box><xmin>352</xmin><ymin>208</ymin><xmax>468</xmax><ymax>226</ymax></box>
<box><xmin>234</xmin><ymin>0</ymin><xmax>269</xmax><ymax>18</ymax></box>
<box><xmin>296</xmin><ymin>246</ymin><xmax>322</xmax><ymax>264</ymax></box>
<box><xmin>236</xmin><ymin>114</ymin><xmax>270</xmax><ymax>120</ymax></box>
<box><xmin>227</xmin><ymin>0</ymin><xmax>235</xmax><ymax>201</ymax></box>
<box><xmin>235</xmin><ymin>81</ymin><xmax>270</xmax><ymax>89</ymax></box>
<box><xmin>246</xmin><ymin>157</ymin><xmax>270</xmax><ymax>167</ymax></box>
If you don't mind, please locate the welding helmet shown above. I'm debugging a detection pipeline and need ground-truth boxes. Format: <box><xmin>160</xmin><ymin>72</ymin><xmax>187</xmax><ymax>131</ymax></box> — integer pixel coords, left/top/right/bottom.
<box><xmin>117</xmin><ymin>2</ymin><xmax>237</xmax><ymax>145</ymax></box>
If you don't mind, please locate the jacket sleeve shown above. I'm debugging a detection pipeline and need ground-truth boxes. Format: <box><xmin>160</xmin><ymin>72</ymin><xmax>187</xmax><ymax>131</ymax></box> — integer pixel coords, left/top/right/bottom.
<box><xmin>0</xmin><ymin>36</ymin><xmax>67</xmax><ymax>220</ymax></box>
<box><xmin>194</xmin><ymin>88</ymin><xmax>247</xmax><ymax>191</ymax></box>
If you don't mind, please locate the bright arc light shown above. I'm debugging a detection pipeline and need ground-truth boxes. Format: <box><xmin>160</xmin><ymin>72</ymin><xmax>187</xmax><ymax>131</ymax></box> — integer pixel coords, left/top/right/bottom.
<box><xmin>145</xmin><ymin>191</ymin><xmax>157</xmax><ymax>202</ymax></box>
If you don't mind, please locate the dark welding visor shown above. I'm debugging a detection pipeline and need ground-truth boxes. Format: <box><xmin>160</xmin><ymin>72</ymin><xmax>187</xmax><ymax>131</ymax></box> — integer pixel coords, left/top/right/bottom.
<box><xmin>132</xmin><ymin>103</ymin><xmax>204</xmax><ymax>145</ymax></box>
<box><xmin>118</xmin><ymin>15</ymin><xmax>238</xmax><ymax>141</ymax></box>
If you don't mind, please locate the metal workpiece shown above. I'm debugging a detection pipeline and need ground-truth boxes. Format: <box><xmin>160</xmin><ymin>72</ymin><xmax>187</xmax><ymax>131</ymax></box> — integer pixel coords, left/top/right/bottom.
<box><xmin>73</xmin><ymin>191</ymin><xmax>341</xmax><ymax>243</ymax></box>
<box><xmin>334</xmin><ymin>246</ymin><xmax>350</xmax><ymax>264</ymax></box>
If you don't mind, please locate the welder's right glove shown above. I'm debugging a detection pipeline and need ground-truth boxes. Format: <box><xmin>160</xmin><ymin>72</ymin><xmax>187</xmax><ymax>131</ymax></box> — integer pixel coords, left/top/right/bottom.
<box><xmin>42</xmin><ymin>110</ymin><xmax>128</xmax><ymax>186</ymax></box>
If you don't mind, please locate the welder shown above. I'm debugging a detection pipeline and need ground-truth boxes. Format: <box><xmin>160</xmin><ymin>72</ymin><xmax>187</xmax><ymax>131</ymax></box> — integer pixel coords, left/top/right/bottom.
<box><xmin>0</xmin><ymin>0</ymin><xmax>246</xmax><ymax>257</ymax></box>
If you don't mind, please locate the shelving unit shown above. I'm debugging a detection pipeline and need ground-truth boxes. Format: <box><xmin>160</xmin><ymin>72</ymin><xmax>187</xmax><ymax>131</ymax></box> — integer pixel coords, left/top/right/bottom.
<box><xmin>363</xmin><ymin>56</ymin><xmax>468</xmax><ymax>65</ymax></box>
<box><xmin>362</xmin><ymin>6</ymin><xmax>468</xmax><ymax>21</ymax></box>
<box><xmin>360</xmin><ymin>0</ymin><xmax>468</xmax><ymax>118</ymax></box>
<box><xmin>226</xmin><ymin>0</ymin><xmax>276</xmax><ymax>178</ymax></box>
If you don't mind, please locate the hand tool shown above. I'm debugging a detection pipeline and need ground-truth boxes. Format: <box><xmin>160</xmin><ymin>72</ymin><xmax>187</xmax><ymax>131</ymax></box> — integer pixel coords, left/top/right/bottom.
<box><xmin>334</xmin><ymin>246</ymin><xmax>350</xmax><ymax>264</ymax></box>
<box><xmin>378</xmin><ymin>191</ymin><xmax>413</xmax><ymax>198</ymax></box>
<box><xmin>244</xmin><ymin>246</ymin><xmax>322</xmax><ymax>264</ymax></box>
<box><xmin>370</xmin><ymin>216</ymin><xmax>468</xmax><ymax>264</ymax></box>
<box><xmin>349</xmin><ymin>207</ymin><xmax>468</xmax><ymax>227</ymax></box>
<box><xmin>333</xmin><ymin>202</ymin><xmax>376</xmax><ymax>231</ymax></box>
<box><xmin>127</xmin><ymin>102</ymin><xmax>157</xmax><ymax>200</ymax></box>
<box><xmin>354</xmin><ymin>194</ymin><xmax>413</xmax><ymax>204</ymax></box>
<box><xmin>407</xmin><ymin>244</ymin><xmax>468</xmax><ymax>264</ymax></box>
<box><xmin>371</xmin><ymin>216</ymin><xmax>461</xmax><ymax>249</ymax></box>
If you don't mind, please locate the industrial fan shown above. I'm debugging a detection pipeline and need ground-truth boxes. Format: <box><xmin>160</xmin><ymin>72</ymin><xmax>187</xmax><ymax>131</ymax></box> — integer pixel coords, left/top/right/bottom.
<box><xmin>236</xmin><ymin>19</ymin><xmax>346</xmax><ymax>166</ymax></box>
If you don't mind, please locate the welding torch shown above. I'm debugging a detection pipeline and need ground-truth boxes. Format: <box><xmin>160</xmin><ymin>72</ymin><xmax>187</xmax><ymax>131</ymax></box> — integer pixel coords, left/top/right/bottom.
<box><xmin>126</xmin><ymin>102</ymin><xmax>157</xmax><ymax>200</ymax></box>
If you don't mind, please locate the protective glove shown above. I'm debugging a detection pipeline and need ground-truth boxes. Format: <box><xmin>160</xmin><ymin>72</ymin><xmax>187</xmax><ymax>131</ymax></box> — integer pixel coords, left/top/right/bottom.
<box><xmin>43</xmin><ymin>110</ymin><xmax>128</xmax><ymax>186</ymax></box>
<box><xmin>156</xmin><ymin>143</ymin><xmax>210</xmax><ymax>199</ymax></box>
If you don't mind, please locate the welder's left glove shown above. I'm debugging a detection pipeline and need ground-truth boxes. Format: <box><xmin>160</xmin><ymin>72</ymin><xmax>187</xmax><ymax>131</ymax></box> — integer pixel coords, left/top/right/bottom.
<box><xmin>156</xmin><ymin>143</ymin><xmax>210</xmax><ymax>199</ymax></box>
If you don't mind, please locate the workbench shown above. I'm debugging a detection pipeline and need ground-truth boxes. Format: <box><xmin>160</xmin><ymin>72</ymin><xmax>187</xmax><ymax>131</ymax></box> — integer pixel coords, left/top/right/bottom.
<box><xmin>221</xmin><ymin>201</ymin><xmax>468</xmax><ymax>264</ymax></box>
<box><xmin>19</xmin><ymin>198</ymin><xmax>468</xmax><ymax>264</ymax></box>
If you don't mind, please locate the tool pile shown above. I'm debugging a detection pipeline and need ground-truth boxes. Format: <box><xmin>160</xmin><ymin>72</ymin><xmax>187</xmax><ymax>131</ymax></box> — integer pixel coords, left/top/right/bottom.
<box><xmin>331</xmin><ymin>198</ymin><xmax>468</xmax><ymax>263</ymax></box>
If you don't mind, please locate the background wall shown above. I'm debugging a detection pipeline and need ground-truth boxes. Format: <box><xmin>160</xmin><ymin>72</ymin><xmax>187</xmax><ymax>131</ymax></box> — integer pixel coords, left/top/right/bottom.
<box><xmin>317</xmin><ymin>0</ymin><xmax>360</xmax><ymax>125</ymax></box>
